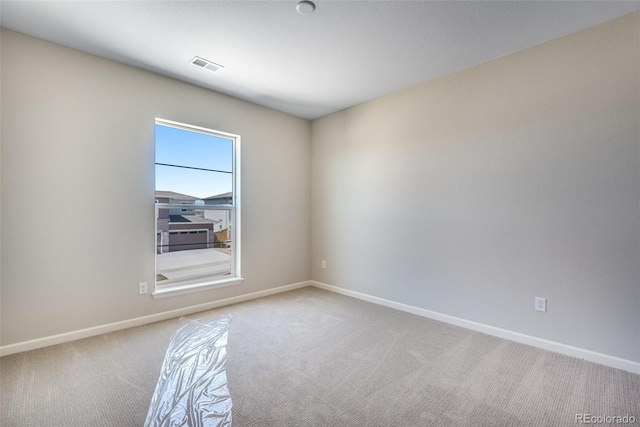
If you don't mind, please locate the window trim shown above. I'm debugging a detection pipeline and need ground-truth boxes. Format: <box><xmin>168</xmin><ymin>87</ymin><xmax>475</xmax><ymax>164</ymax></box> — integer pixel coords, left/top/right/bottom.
<box><xmin>152</xmin><ymin>118</ymin><xmax>242</xmax><ymax>298</ymax></box>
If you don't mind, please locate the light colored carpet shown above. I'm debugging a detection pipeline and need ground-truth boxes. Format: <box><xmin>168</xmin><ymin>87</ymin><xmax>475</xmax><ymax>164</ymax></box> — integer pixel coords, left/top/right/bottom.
<box><xmin>1</xmin><ymin>287</ymin><xmax>639</xmax><ymax>426</ymax></box>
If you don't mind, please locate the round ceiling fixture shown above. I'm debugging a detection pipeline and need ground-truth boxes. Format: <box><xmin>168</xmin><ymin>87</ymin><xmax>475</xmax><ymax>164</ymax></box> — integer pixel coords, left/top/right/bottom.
<box><xmin>296</xmin><ymin>1</ymin><xmax>315</xmax><ymax>15</ymax></box>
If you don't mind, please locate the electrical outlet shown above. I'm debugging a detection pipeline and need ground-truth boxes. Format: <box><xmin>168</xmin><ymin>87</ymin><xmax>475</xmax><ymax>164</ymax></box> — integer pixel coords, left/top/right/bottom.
<box><xmin>139</xmin><ymin>282</ymin><xmax>148</xmax><ymax>295</ymax></box>
<box><xmin>535</xmin><ymin>297</ymin><xmax>546</xmax><ymax>312</ymax></box>
<box><xmin>321</xmin><ymin>260</ymin><xmax>326</xmax><ymax>269</ymax></box>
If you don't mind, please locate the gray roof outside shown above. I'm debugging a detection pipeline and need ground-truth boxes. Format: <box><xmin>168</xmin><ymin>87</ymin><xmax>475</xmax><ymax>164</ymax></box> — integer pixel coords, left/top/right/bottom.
<box><xmin>155</xmin><ymin>191</ymin><xmax>199</xmax><ymax>201</ymax></box>
<box><xmin>170</xmin><ymin>215</ymin><xmax>217</xmax><ymax>224</ymax></box>
<box><xmin>181</xmin><ymin>215</ymin><xmax>218</xmax><ymax>223</ymax></box>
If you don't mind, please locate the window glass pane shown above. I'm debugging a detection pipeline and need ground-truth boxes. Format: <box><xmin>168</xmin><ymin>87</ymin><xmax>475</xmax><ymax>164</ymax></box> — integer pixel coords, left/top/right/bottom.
<box><xmin>155</xmin><ymin>124</ymin><xmax>233</xmax><ymax>199</ymax></box>
<box><xmin>156</xmin><ymin>208</ymin><xmax>233</xmax><ymax>282</ymax></box>
<box><xmin>155</xmin><ymin>121</ymin><xmax>238</xmax><ymax>289</ymax></box>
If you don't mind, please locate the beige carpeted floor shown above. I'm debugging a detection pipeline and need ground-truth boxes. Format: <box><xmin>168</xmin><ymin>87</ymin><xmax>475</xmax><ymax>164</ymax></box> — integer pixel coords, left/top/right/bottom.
<box><xmin>1</xmin><ymin>287</ymin><xmax>639</xmax><ymax>426</ymax></box>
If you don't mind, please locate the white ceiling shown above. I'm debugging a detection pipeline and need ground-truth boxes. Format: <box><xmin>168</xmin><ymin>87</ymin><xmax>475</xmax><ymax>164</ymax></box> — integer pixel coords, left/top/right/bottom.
<box><xmin>1</xmin><ymin>1</ymin><xmax>638</xmax><ymax>120</ymax></box>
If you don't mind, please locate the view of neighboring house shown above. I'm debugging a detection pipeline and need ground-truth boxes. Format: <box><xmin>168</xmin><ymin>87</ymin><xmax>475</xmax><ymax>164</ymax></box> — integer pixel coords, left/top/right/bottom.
<box><xmin>155</xmin><ymin>190</ymin><xmax>199</xmax><ymax>215</ymax></box>
<box><xmin>203</xmin><ymin>192</ymin><xmax>233</xmax><ymax>233</ymax></box>
<box><xmin>155</xmin><ymin>191</ymin><xmax>225</xmax><ymax>254</ymax></box>
<box><xmin>155</xmin><ymin>191</ymin><xmax>215</xmax><ymax>254</ymax></box>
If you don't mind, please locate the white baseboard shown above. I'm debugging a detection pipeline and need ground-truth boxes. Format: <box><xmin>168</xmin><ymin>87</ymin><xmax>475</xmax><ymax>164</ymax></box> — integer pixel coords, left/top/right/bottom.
<box><xmin>0</xmin><ymin>280</ymin><xmax>311</xmax><ymax>357</ymax></box>
<box><xmin>310</xmin><ymin>281</ymin><xmax>640</xmax><ymax>375</ymax></box>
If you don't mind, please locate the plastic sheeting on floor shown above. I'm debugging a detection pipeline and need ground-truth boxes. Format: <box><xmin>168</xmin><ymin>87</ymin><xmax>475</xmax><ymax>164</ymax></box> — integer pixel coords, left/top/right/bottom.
<box><xmin>144</xmin><ymin>315</ymin><xmax>233</xmax><ymax>427</ymax></box>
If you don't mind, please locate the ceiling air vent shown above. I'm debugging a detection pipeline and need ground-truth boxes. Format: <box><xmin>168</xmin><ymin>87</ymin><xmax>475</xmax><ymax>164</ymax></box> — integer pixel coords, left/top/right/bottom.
<box><xmin>190</xmin><ymin>56</ymin><xmax>224</xmax><ymax>73</ymax></box>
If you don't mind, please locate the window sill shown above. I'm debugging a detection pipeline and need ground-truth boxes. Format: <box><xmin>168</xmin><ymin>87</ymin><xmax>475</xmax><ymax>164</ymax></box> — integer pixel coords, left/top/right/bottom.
<box><xmin>152</xmin><ymin>277</ymin><xmax>244</xmax><ymax>299</ymax></box>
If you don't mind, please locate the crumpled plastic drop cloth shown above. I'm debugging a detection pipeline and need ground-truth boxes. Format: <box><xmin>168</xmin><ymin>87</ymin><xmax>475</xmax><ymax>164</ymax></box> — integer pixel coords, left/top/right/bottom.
<box><xmin>144</xmin><ymin>315</ymin><xmax>233</xmax><ymax>427</ymax></box>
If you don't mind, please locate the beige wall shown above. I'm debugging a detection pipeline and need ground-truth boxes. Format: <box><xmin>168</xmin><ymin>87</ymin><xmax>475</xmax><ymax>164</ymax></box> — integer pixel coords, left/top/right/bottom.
<box><xmin>0</xmin><ymin>29</ymin><xmax>311</xmax><ymax>345</ymax></box>
<box><xmin>311</xmin><ymin>13</ymin><xmax>640</xmax><ymax>362</ymax></box>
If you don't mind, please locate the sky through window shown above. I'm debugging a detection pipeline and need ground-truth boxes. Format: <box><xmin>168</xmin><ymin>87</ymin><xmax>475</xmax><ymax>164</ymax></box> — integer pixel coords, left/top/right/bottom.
<box><xmin>155</xmin><ymin>124</ymin><xmax>233</xmax><ymax>199</ymax></box>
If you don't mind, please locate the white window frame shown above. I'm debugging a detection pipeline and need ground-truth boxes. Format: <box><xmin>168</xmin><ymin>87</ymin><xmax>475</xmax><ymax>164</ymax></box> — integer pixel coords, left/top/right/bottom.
<box><xmin>153</xmin><ymin>118</ymin><xmax>242</xmax><ymax>298</ymax></box>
